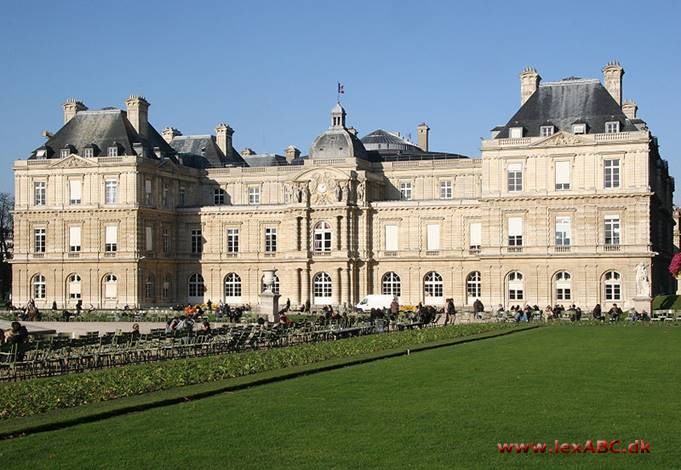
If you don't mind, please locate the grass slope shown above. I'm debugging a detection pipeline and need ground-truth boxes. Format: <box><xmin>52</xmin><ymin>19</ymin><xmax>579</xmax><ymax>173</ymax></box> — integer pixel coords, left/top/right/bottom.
<box><xmin>1</xmin><ymin>324</ymin><xmax>679</xmax><ymax>469</ymax></box>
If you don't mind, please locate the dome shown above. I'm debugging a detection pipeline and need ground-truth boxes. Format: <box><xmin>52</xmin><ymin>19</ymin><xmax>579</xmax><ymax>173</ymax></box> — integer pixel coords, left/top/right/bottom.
<box><xmin>309</xmin><ymin>103</ymin><xmax>368</xmax><ymax>160</ymax></box>
<box><xmin>361</xmin><ymin>129</ymin><xmax>422</xmax><ymax>153</ymax></box>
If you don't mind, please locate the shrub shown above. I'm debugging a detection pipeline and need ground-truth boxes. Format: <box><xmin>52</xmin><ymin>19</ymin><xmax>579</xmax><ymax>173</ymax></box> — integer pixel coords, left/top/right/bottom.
<box><xmin>0</xmin><ymin>323</ymin><xmax>520</xmax><ymax>420</ymax></box>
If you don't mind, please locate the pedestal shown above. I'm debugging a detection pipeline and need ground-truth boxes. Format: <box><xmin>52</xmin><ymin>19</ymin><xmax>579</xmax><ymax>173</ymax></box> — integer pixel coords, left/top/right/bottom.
<box><xmin>632</xmin><ymin>296</ymin><xmax>652</xmax><ymax>315</ymax></box>
<box><xmin>260</xmin><ymin>293</ymin><xmax>281</xmax><ymax>323</ymax></box>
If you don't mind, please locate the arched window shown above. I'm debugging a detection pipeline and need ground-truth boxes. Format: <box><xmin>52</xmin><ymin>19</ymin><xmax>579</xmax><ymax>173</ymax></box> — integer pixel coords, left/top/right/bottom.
<box><xmin>604</xmin><ymin>271</ymin><xmax>621</xmax><ymax>301</ymax></box>
<box><xmin>144</xmin><ymin>274</ymin><xmax>155</xmax><ymax>300</ymax></box>
<box><xmin>507</xmin><ymin>271</ymin><xmax>524</xmax><ymax>301</ymax></box>
<box><xmin>313</xmin><ymin>221</ymin><xmax>332</xmax><ymax>253</ymax></box>
<box><xmin>381</xmin><ymin>272</ymin><xmax>401</xmax><ymax>297</ymax></box>
<box><xmin>424</xmin><ymin>272</ymin><xmax>443</xmax><ymax>303</ymax></box>
<box><xmin>466</xmin><ymin>271</ymin><xmax>481</xmax><ymax>304</ymax></box>
<box><xmin>313</xmin><ymin>272</ymin><xmax>332</xmax><ymax>305</ymax></box>
<box><xmin>68</xmin><ymin>274</ymin><xmax>81</xmax><ymax>299</ymax></box>
<box><xmin>104</xmin><ymin>274</ymin><xmax>117</xmax><ymax>300</ymax></box>
<box><xmin>162</xmin><ymin>274</ymin><xmax>172</xmax><ymax>300</ymax></box>
<box><xmin>224</xmin><ymin>273</ymin><xmax>242</xmax><ymax>299</ymax></box>
<box><xmin>188</xmin><ymin>273</ymin><xmax>205</xmax><ymax>298</ymax></box>
<box><xmin>32</xmin><ymin>274</ymin><xmax>46</xmax><ymax>299</ymax></box>
<box><xmin>555</xmin><ymin>271</ymin><xmax>571</xmax><ymax>301</ymax></box>
<box><xmin>261</xmin><ymin>274</ymin><xmax>280</xmax><ymax>295</ymax></box>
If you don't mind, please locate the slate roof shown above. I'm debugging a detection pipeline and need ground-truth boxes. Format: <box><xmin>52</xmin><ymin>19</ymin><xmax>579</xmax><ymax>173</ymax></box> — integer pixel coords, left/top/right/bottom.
<box><xmin>495</xmin><ymin>78</ymin><xmax>639</xmax><ymax>138</ymax></box>
<box><xmin>241</xmin><ymin>153</ymin><xmax>288</xmax><ymax>167</ymax></box>
<box><xmin>170</xmin><ymin>135</ymin><xmax>246</xmax><ymax>169</ymax></box>
<box><xmin>29</xmin><ymin>109</ymin><xmax>174</xmax><ymax>159</ymax></box>
<box><xmin>309</xmin><ymin>128</ymin><xmax>368</xmax><ymax>160</ymax></box>
<box><xmin>360</xmin><ymin>129</ymin><xmax>423</xmax><ymax>153</ymax></box>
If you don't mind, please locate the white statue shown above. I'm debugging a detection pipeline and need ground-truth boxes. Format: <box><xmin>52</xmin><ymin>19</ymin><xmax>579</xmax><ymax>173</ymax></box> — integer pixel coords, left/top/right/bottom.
<box><xmin>635</xmin><ymin>263</ymin><xmax>650</xmax><ymax>298</ymax></box>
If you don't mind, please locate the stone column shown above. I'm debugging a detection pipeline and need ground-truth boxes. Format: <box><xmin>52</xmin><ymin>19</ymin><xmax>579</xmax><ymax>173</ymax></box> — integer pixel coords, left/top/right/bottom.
<box><xmin>302</xmin><ymin>267</ymin><xmax>310</xmax><ymax>306</ymax></box>
<box><xmin>336</xmin><ymin>267</ymin><xmax>343</xmax><ymax>305</ymax></box>
<box><xmin>345</xmin><ymin>267</ymin><xmax>352</xmax><ymax>306</ymax></box>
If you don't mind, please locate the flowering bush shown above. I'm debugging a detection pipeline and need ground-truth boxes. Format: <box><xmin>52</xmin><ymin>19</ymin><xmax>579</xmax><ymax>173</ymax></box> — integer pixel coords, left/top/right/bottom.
<box><xmin>668</xmin><ymin>253</ymin><xmax>681</xmax><ymax>277</ymax></box>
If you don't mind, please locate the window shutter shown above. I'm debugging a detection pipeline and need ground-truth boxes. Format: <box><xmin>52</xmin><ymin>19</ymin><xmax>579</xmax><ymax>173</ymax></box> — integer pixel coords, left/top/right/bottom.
<box><xmin>385</xmin><ymin>225</ymin><xmax>398</xmax><ymax>251</ymax></box>
<box><xmin>555</xmin><ymin>161</ymin><xmax>570</xmax><ymax>185</ymax></box>
<box><xmin>508</xmin><ymin>217</ymin><xmax>523</xmax><ymax>236</ymax></box>
<box><xmin>105</xmin><ymin>226</ymin><xmax>117</xmax><ymax>244</ymax></box>
<box><xmin>470</xmin><ymin>222</ymin><xmax>482</xmax><ymax>246</ymax></box>
<box><xmin>427</xmin><ymin>224</ymin><xmax>440</xmax><ymax>251</ymax></box>
<box><xmin>69</xmin><ymin>226</ymin><xmax>81</xmax><ymax>246</ymax></box>
<box><xmin>145</xmin><ymin>226</ymin><xmax>153</xmax><ymax>251</ymax></box>
<box><xmin>69</xmin><ymin>180</ymin><xmax>82</xmax><ymax>201</ymax></box>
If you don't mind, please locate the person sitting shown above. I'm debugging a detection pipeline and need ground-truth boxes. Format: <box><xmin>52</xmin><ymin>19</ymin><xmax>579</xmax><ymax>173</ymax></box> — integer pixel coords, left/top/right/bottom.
<box><xmin>131</xmin><ymin>323</ymin><xmax>141</xmax><ymax>341</ymax></box>
<box><xmin>5</xmin><ymin>321</ymin><xmax>28</xmax><ymax>345</ymax></box>
<box><xmin>641</xmin><ymin>311</ymin><xmax>651</xmax><ymax>321</ymax></box>
<box><xmin>278</xmin><ymin>312</ymin><xmax>291</xmax><ymax>327</ymax></box>
<box><xmin>592</xmin><ymin>304</ymin><xmax>603</xmax><ymax>321</ymax></box>
<box><xmin>608</xmin><ymin>303</ymin><xmax>623</xmax><ymax>322</ymax></box>
<box><xmin>629</xmin><ymin>310</ymin><xmax>641</xmax><ymax>322</ymax></box>
<box><xmin>200</xmin><ymin>320</ymin><xmax>212</xmax><ymax>334</ymax></box>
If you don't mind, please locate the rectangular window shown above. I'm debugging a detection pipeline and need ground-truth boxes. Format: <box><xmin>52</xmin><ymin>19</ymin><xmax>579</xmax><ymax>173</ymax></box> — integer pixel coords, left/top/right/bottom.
<box><xmin>540</xmin><ymin>125</ymin><xmax>554</xmax><ymax>137</ymax></box>
<box><xmin>107</xmin><ymin>147</ymin><xmax>118</xmax><ymax>157</ymax></box>
<box><xmin>439</xmin><ymin>181</ymin><xmax>453</xmax><ymax>199</ymax></box>
<box><xmin>605</xmin><ymin>121</ymin><xmax>620</xmax><ymax>133</ymax></box>
<box><xmin>555</xmin><ymin>217</ymin><xmax>571</xmax><ymax>246</ymax></box>
<box><xmin>265</xmin><ymin>227</ymin><xmax>277</xmax><ymax>253</ymax></box>
<box><xmin>69</xmin><ymin>226</ymin><xmax>81</xmax><ymax>252</ymax></box>
<box><xmin>60</xmin><ymin>148</ymin><xmax>70</xmax><ymax>158</ymax></box>
<box><xmin>508</xmin><ymin>217</ymin><xmax>523</xmax><ymax>247</ymax></box>
<box><xmin>105</xmin><ymin>225</ymin><xmax>117</xmax><ymax>252</ymax></box>
<box><xmin>426</xmin><ymin>224</ymin><xmax>440</xmax><ymax>251</ymax></box>
<box><xmin>248</xmin><ymin>186</ymin><xmax>260</xmax><ymax>205</ymax></box>
<box><xmin>105</xmin><ymin>180</ymin><xmax>118</xmax><ymax>204</ymax></box>
<box><xmin>34</xmin><ymin>181</ymin><xmax>46</xmax><ymax>206</ymax></box>
<box><xmin>162</xmin><ymin>228</ymin><xmax>169</xmax><ymax>254</ymax></box>
<box><xmin>399</xmin><ymin>182</ymin><xmax>412</xmax><ymax>200</ymax></box>
<box><xmin>469</xmin><ymin>222</ymin><xmax>481</xmax><ymax>250</ymax></box>
<box><xmin>69</xmin><ymin>180</ymin><xmax>82</xmax><ymax>205</ymax></box>
<box><xmin>144</xmin><ymin>179</ymin><xmax>152</xmax><ymax>205</ymax></box>
<box><xmin>83</xmin><ymin>148</ymin><xmax>94</xmax><ymax>158</ymax></box>
<box><xmin>34</xmin><ymin>228</ymin><xmax>46</xmax><ymax>253</ymax></box>
<box><xmin>507</xmin><ymin>163</ymin><xmax>523</xmax><ymax>192</ymax></box>
<box><xmin>145</xmin><ymin>226</ymin><xmax>153</xmax><ymax>251</ymax></box>
<box><xmin>179</xmin><ymin>186</ymin><xmax>186</xmax><ymax>206</ymax></box>
<box><xmin>555</xmin><ymin>161</ymin><xmax>571</xmax><ymax>190</ymax></box>
<box><xmin>604</xmin><ymin>215</ymin><xmax>620</xmax><ymax>246</ymax></box>
<box><xmin>573</xmin><ymin>123</ymin><xmax>586</xmax><ymax>134</ymax></box>
<box><xmin>604</xmin><ymin>159</ymin><xmax>620</xmax><ymax>188</ymax></box>
<box><xmin>162</xmin><ymin>184</ymin><xmax>169</xmax><ymax>208</ymax></box>
<box><xmin>191</xmin><ymin>229</ymin><xmax>202</xmax><ymax>253</ymax></box>
<box><xmin>509</xmin><ymin>127</ymin><xmax>523</xmax><ymax>138</ymax></box>
<box><xmin>214</xmin><ymin>188</ymin><xmax>225</xmax><ymax>205</ymax></box>
<box><xmin>385</xmin><ymin>225</ymin><xmax>398</xmax><ymax>252</ymax></box>
<box><xmin>227</xmin><ymin>228</ymin><xmax>239</xmax><ymax>253</ymax></box>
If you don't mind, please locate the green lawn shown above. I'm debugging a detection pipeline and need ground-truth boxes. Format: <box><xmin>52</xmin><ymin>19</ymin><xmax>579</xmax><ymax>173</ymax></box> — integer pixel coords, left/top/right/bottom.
<box><xmin>1</xmin><ymin>324</ymin><xmax>679</xmax><ymax>469</ymax></box>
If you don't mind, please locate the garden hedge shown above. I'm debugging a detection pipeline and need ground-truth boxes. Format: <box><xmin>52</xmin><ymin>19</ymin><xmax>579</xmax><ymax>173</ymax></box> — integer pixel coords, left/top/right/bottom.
<box><xmin>0</xmin><ymin>323</ymin><xmax>519</xmax><ymax>419</ymax></box>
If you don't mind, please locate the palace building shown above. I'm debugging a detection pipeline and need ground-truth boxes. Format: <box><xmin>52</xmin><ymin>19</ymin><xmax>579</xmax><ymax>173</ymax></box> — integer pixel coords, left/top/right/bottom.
<box><xmin>10</xmin><ymin>63</ymin><xmax>675</xmax><ymax>311</ymax></box>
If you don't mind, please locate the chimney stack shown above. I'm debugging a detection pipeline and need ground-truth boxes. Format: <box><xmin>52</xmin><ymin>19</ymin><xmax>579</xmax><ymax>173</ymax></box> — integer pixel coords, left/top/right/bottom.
<box><xmin>622</xmin><ymin>100</ymin><xmax>638</xmax><ymax>120</ymax></box>
<box><xmin>416</xmin><ymin>122</ymin><xmax>430</xmax><ymax>152</ymax></box>
<box><xmin>162</xmin><ymin>127</ymin><xmax>182</xmax><ymax>143</ymax></box>
<box><xmin>602</xmin><ymin>61</ymin><xmax>624</xmax><ymax>105</ymax></box>
<box><xmin>125</xmin><ymin>95</ymin><xmax>150</xmax><ymax>138</ymax></box>
<box><xmin>215</xmin><ymin>123</ymin><xmax>234</xmax><ymax>158</ymax></box>
<box><xmin>285</xmin><ymin>145</ymin><xmax>301</xmax><ymax>164</ymax></box>
<box><xmin>63</xmin><ymin>99</ymin><xmax>87</xmax><ymax>124</ymax></box>
<box><xmin>519</xmin><ymin>67</ymin><xmax>541</xmax><ymax>105</ymax></box>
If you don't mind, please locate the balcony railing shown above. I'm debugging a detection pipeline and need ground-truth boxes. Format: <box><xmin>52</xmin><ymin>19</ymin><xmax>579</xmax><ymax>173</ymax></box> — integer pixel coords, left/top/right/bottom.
<box><xmin>506</xmin><ymin>246</ymin><xmax>523</xmax><ymax>253</ymax></box>
<box><xmin>469</xmin><ymin>246</ymin><xmax>481</xmax><ymax>255</ymax></box>
<box><xmin>555</xmin><ymin>246</ymin><xmax>571</xmax><ymax>253</ymax></box>
<box><xmin>426</xmin><ymin>250</ymin><xmax>440</xmax><ymax>256</ymax></box>
<box><xmin>384</xmin><ymin>251</ymin><xmax>398</xmax><ymax>257</ymax></box>
<box><xmin>604</xmin><ymin>244</ymin><xmax>621</xmax><ymax>252</ymax></box>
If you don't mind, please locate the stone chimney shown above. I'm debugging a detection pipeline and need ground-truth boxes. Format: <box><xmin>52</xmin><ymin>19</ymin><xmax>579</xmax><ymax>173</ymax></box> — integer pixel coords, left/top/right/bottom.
<box><xmin>520</xmin><ymin>67</ymin><xmax>541</xmax><ymax>105</ymax></box>
<box><xmin>125</xmin><ymin>95</ymin><xmax>150</xmax><ymax>138</ymax></box>
<box><xmin>162</xmin><ymin>127</ymin><xmax>182</xmax><ymax>143</ymax></box>
<box><xmin>285</xmin><ymin>145</ymin><xmax>301</xmax><ymax>163</ymax></box>
<box><xmin>416</xmin><ymin>122</ymin><xmax>430</xmax><ymax>152</ymax></box>
<box><xmin>215</xmin><ymin>123</ymin><xmax>234</xmax><ymax>158</ymax></box>
<box><xmin>63</xmin><ymin>99</ymin><xmax>87</xmax><ymax>124</ymax></box>
<box><xmin>622</xmin><ymin>100</ymin><xmax>638</xmax><ymax>120</ymax></box>
<box><xmin>241</xmin><ymin>148</ymin><xmax>256</xmax><ymax>156</ymax></box>
<box><xmin>602</xmin><ymin>61</ymin><xmax>624</xmax><ymax>105</ymax></box>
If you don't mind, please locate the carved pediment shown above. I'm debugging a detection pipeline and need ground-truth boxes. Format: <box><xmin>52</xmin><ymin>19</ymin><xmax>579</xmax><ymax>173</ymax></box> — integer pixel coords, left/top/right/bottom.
<box><xmin>530</xmin><ymin>131</ymin><xmax>584</xmax><ymax>147</ymax></box>
<box><xmin>286</xmin><ymin>168</ymin><xmax>352</xmax><ymax>205</ymax></box>
<box><xmin>49</xmin><ymin>155</ymin><xmax>96</xmax><ymax>169</ymax></box>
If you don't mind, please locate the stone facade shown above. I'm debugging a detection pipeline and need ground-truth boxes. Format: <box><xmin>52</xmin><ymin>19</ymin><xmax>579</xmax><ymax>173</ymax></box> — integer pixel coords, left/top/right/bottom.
<box><xmin>10</xmin><ymin>64</ymin><xmax>676</xmax><ymax>311</ymax></box>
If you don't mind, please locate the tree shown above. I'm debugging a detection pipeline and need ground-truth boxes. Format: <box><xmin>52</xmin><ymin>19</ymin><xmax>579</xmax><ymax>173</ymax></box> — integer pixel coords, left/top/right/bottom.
<box><xmin>0</xmin><ymin>192</ymin><xmax>13</xmax><ymax>262</ymax></box>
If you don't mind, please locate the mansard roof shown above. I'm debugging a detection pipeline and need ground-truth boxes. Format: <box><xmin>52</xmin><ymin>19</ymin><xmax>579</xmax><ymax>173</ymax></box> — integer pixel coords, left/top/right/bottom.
<box><xmin>28</xmin><ymin>109</ymin><xmax>174</xmax><ymax>159</ymax></box>
<box><xmin>169</xmin><ymin>135</ymin><xmax>246</xmax><ymax>169</ymax></box>
<box><xmin>495</xmin><ymin>78</ymin><xmax>639</xmax><ymax>138</ymax></box>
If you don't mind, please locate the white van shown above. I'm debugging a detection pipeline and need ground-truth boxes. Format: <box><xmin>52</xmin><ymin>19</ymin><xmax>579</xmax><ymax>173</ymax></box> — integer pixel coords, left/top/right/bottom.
<box><xmin>355</xmin><ymin>295</ymin><xmax>398</xmax><ymax>312</ymax></box>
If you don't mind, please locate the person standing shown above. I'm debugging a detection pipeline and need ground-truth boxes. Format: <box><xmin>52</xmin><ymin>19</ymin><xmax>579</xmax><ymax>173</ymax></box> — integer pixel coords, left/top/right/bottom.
<box><xmin>444</xmin><ymin>298</ymin><xmax>456</xmax><ymax>325</ymax></box>
<box><xmin>473</xmin><ymin>298</ymin><xmax>484</xmax><ymax>320</ymax></box>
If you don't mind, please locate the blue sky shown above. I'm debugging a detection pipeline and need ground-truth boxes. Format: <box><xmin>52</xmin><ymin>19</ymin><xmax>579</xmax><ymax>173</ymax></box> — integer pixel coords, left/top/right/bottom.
<box><xmin>1</xmin><ymin>0</ymin><xmax>679</xmax><ymax>201</ymax></box>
